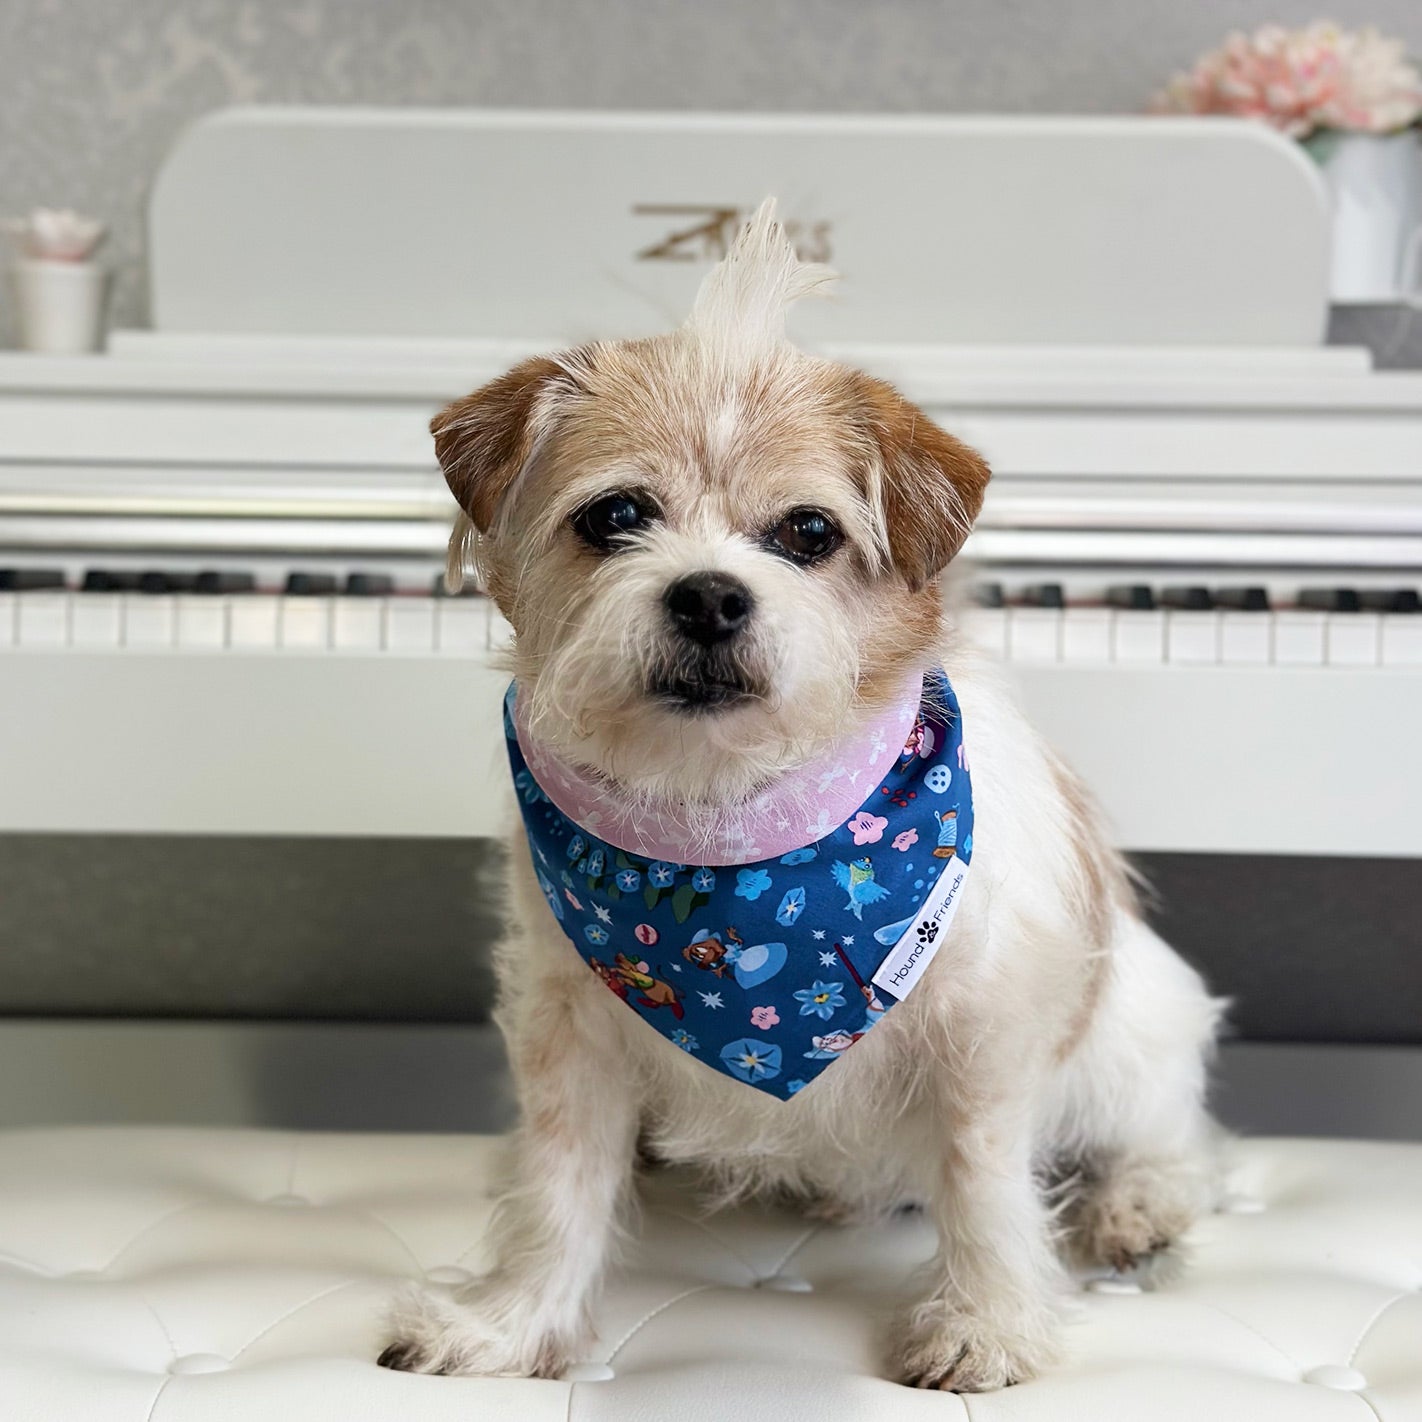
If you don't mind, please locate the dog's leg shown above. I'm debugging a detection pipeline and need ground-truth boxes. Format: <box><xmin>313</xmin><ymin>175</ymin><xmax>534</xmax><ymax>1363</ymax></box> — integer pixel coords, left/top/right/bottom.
<box><xmin>896</xmin><ymin>1084</ymin><xmax>1067</xmax><ymax>1392</ymax></box>
<box><xmin>379</xmin><ymin>969</ymin><xmax>637</xmax><ymax>1377</ymax></box>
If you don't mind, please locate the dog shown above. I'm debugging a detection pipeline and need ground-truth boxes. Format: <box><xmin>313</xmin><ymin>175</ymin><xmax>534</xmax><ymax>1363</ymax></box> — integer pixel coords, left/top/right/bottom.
<box><xmin>379</xmin><ymin>201</ymin><xmax>1223</xmax><ymax>1391</ymax></box>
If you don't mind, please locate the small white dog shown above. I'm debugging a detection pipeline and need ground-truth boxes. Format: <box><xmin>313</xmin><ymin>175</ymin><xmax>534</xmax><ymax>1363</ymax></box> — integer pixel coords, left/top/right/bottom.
<box><xmin>380</xmin><ymin>203</ymin><xmax>1223</xmax><ymax>1391</ymax></box>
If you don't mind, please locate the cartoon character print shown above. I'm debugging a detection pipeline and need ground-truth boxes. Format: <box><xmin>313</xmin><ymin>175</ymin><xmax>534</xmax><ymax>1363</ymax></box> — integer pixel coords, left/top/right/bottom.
<box><xmin>933</xmin><ymin>809</ymin><xmax>958</xmax><ymax>859</ymax></box>
<box><xmin>830</xmin><ymin>856</ymin><xmax>892</xmax><ymax>919</ymax></box>
<box><xmin>588</xmin><ymin>958</ymin><xmax>629</xmax><ymax>1001</ymax></box>
<box><xmin>683</xmin><ymin>926</ymin><xmax>788</xmax><ymax>988</ymax></box>
<box><xmin>613</xmin><ymin>953</ymin><xmax>685</xmax><ymax>1019</ymax></box>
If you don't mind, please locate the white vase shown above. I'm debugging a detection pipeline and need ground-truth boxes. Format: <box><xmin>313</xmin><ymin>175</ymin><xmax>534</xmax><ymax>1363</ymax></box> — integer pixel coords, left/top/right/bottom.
<box><xmin>1309</xmin><ymin>129</ymin><xmax>1422</xmax><ymax>304</ymax></box>
<box><xmin>10</xmin><ymin>257</ymin><xmax>109</xmax><ymax>353</ymax></box>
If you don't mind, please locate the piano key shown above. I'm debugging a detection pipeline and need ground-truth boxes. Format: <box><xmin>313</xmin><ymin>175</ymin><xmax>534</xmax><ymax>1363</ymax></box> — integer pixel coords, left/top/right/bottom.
<box><xmin>278</xmin><ymin>596</ymin><xmax>331</xmax><ymax>649</ymax></box>
<box><xmin>1007</xmin><ymin>607</ymin><xmax>1060</xmax><ymax>662</ymax></box>
<box><xmin>1019</xmin><ymin>582</ymin><xmax>1065</xmax><ymax>609</ymax></box>
<box><xmin>436</xmin><ymin>597</ymin><xmax>489</xmax><ymax>656</ymax></box>
<box><xmin>1160</xmin><ymin>586</ymin><xmax>1214</xmax><ymax>611</ymax></box>
<box><xmin>1060</xmin><ymin>608</ymin><xmax>1112</xmax><ymax>662</ymax></box>
<box><xmin>344</xmin><ymin>572</ymin><xmax>396</xmax><ymax>597</ymax></box>
<box><xmin>228</xmin><ymin>595</ymin><xmax>280</xmax><ymax>649</ymax></box>
<box><xmin>332</xmin><ymin>596</ymin><xmax>385</xmax><ymax>652</ymax></box>
<box><xmin>82</xmin><ymin>569</ymin><xmax>141</xmax><ymax>593</ymax></box>
<box><xmin>1106</xmin><ymin>584</ymin><xmax>1156</xmax><ymax>611</ymax></box>
<box><xmin>194</xmin><ymin>571</ymin><xmax>256</xmax><ymax>595</ymax></box>
<box><xmin>385</xmin><ymin>598</ymin><xmax>436</xmax><ymax>653</ymax></box>
<box><xmin>964</xmin><ymin>606</ymin><xmax>1007</xmax><ymax>658</ymax></box>
<box><xmin>1325</xmin><ymin>612</ymin><xmax>1380</xmax><ymax>667</ymax></box>
<box><xmin>70</xmin><ymin>594</ymin><xmax>124</xmax><ymax>648</ymax></box>
<box><xmin>1215</xmin><ymin>586</ymin><xmax>1271</xmax><ymax>612</ymax></box>
<box><xmin>16</xmin><ymin>592</ymin><xmax>68</xmax><ymax>646</ymax></box>
<box><xmin>1382</xmin><ymin>615</ymin><xmax>1422</xmax><ymax>666</ymax></box>
<box><xmin>1219</xmin><ymin>610</ymin><xmax>1272</xmax><ymax>665</ymax></box>
<box><xmin>970</xmin><ymin>582</ymin><xmax>1005</xmax><ymax>608</ymax></box>
<box><xmin>1358</xmin><ymin>588</ymin><xmax>1420</xmax><ymax>614</ymax></box>
<box><xmin>285</xmin><ymin>572</ymin><xmax>339</xmax><ymax>596</ymax></box>
<box><xmin>1298</xmin><ymin>586</ymin><xmax>1361</xmax><ymax>613</ymax></box>
<box><xmin>1166</xmin><ymin>611</ymin><xmax>1219</xmax><ymax>664</ymax></box>
<box><xmin>1112</xmin><ymin>610</ymin><xmax>1165</xmax><ymax>663</ymax></box>
<box><xmin>0</xmin><ymin>593</ymin><xmax>14</xmax><ymax>647</ymax></box>
<box><xmin>0</xmin><ymin>568</ymin><xmax>66</xmax><ymax>591</ymax></box>
<box><xmin>1273</xmin><ymin>610</ymin><xmax>1326</xmax><ymax>665</ymax></box>
<box><xmin>122</xmin><ymin>594</ymin><xmax>176</xmax><ymax>648</ymax></box>
<box><xmin>138</xmin><ymin>571</ymin><xmax>197</xmax><ymax>595</ymax></box>
<box><xmin>176</xmin><ymin>597</ymin><xmax>228</xmax><ymax>649</ymax></box>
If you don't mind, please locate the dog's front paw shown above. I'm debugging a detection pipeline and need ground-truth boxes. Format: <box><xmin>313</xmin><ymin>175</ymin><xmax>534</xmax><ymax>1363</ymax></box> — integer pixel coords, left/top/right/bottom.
<box><xmin>894</xmin><ymin>1298</ymin><xmax>1061</xmax><ymax>1392</ymax></box>
<box><xmin>378</xmin><ymin>1279</ymin><xmax>576</xmax><ymax>1379</ymax></box>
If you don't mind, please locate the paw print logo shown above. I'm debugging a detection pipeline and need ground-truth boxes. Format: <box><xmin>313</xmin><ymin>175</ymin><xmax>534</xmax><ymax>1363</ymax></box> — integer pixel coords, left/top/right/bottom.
<box><xmin>916</xmin><ymin>919</ymin><xmax>939</xmax><ymax>946</ymax></box>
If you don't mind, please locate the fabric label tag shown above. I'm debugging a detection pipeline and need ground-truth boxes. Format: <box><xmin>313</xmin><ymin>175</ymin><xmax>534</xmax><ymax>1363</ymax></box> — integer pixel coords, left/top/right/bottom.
<box><xmin>871</xmin><ymin>855</ymin><xmax>969</xmax><ymax>1000</ymax></box>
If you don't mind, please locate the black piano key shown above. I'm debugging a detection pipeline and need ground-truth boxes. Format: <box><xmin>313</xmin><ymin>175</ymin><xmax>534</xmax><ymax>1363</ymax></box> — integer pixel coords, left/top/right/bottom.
<box><xmin>1215</xmin><ymin>586</ymin><xmax>1272</xmax><ymax>612</ymax></box>
<box><xmin>970</xmin><ymin>582</ymin><xmax>1004</xmax><ymax>608</ymax></box>
<box><xmin>284</xmin><ymin>572</ymin><xmax>338</xmax><ymax>596</ymax></box>
<box><xmin>1020</xmin><ymin>582</ymin><xmax>1065</xmax><ymax>609</ymax></box>
<box><xmin>1106</xmin><ymin>584</ymin><xmax>1156</xmax><ymax>611</ymax></box>
<box><xmin>1298</xmin><ymin>586</ymin><xmax>1361</xmax><ymax>613</ymax></box>
<box><xmin>1359</xmin><ymin>588</ymin><xmax>1421</xmax><ymax>614</ymax></box>
<box><xmin>1160</xmin><ymin>585</ymin><xmax>1214</xmax><ymax>611</ymax></box>
<box><xmin>194</xmin><ymin>571</ymin><xmax>256</xmax><ymax>595</ymax></box>
<box><xmin>137</xmin><ymin>571</ymin><xmax>197</xmax><ymax>595</ymax></box>
<box><xmin>82</xmin><ymin>569</ymin><xmax>140</xmax><ymax>592</ymax></box>
<box><xmin>0</xmin><ymin>568</ymin><xmax>65</xmax><ymax>591</ymax></box>
<box><xmin>344</xmin><ymin>572</ymin><xmax>395</xmax><ymax>597</ymax></box>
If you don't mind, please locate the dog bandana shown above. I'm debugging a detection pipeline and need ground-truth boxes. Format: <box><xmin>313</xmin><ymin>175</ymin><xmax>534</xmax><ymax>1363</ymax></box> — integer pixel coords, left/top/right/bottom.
<box><xmin>505</xmin><ymin>671</ymin><xmax>974</xmax><ymax>1101</ymax></box>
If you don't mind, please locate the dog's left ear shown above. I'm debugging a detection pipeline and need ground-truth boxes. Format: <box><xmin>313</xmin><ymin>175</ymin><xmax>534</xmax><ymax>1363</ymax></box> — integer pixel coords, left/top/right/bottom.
<box><xmin>848</xmin><ymin>372</ymin><xmax>991</xmax><ymax>591</ymax></box>
<box><xmin>430</xmin><ymin>353</ymin><xmax>582</xmax><ymax>535</ymax></box>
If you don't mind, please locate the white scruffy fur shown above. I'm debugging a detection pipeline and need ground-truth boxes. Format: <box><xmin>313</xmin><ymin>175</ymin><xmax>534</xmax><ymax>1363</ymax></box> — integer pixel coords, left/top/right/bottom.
<box><xmin>382</xmin><ymin>202</ymin><xmax>1225</xmax><ymax>1391</ymax></box>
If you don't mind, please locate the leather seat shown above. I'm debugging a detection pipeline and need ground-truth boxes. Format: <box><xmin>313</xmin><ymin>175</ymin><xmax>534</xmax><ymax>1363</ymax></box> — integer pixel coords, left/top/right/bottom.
<box><xmin>4</xmin><ymin>1128</ymin><xmax>1420</xmax><ymax>1420</ymax></box>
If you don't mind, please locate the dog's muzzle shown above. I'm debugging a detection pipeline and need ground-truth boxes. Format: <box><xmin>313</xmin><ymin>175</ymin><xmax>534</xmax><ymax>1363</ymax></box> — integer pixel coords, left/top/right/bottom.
<box><xmin>653</xmin><ymin>571</ymin><xmax>757</xmax><ymax>712</ymax></box>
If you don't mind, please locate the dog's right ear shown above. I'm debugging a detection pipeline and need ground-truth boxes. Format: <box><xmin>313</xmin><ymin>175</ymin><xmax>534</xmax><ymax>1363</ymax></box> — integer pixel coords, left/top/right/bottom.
<box><xmin>430</xmin><ymin>353</ymin><xmax>583</xmax><ymax>535</ymax></box>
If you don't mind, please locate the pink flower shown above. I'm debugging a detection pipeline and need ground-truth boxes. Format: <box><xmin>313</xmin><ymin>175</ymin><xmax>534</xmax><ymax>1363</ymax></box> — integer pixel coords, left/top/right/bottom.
<box><xmin>892</xmin><ymin>829</ymin><xmax>918</xmax><ymax>852</ymax></box>
<box><xmin>847</xmin><ymin>811</ymin><xmax>888</xmax><ymax>845</ymax></box>
<box><xmin>750</xmin><ymin>1005</ymin><xmax>780</xmax><ymax>1030</ymax></box>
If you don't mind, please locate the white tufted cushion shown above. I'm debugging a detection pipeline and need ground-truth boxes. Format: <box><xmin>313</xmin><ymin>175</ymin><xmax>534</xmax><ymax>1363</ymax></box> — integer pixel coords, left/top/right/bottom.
<box><xmin>3</xmin><ymin>1129</ymin><xmax>1420</xmax><ymax>1421</ymax></box>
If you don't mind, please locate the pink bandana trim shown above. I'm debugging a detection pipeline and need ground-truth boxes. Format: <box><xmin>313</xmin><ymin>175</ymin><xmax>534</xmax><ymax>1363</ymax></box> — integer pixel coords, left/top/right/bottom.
<box><xmin>511</xmin><ymin>678</ymin><xmax>924</xmax><ymax>867</ymax></box>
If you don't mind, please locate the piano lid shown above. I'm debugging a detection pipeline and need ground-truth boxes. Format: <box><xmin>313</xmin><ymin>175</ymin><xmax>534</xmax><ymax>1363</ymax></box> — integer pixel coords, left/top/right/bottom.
<box><xmin>147</xmin><ymin>108</ymin><xmax>1331</xmax><ymax>349</ymax></box>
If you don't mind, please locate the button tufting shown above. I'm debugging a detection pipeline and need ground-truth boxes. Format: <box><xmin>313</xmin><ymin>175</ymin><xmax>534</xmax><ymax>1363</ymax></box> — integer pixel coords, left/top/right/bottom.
<box><xmin>755</xmin><ymin>1275</ymin><xmax>813</xmax><ymax>1293</ymax></box>
<box><xmin>1218</xmin><ymin>1194</ymin><xmax>1266</xmax><ymax>1214</ymax></box>
<box><xmin>1086</xmin><ymin>1276</ymin><xmax>1142</xmax><ymax>1295</ymax></box>
<box><xmin>1302</xmin><ymin>1365</ymin><xmax>1367</xmax><ymax>1391</ymax></box>
<box><xmin>562</xmin><ymin>1362</ymin><xmax>615</xmax><ymax>1382</ymax></box>
<box><xmin>264</xmin><ymin>1193</ymin><xmax>309</xmax><ymax>1207</ymax></box>
<box><xmin>424</xmin><ymin>1266</ymin><xmax>473</xmax><ymax>1286</ymax></box>
<box><xmin>169</xmin><ymin>1354</ymin><xmax>230</xmax><ymax>1375</ymax></box>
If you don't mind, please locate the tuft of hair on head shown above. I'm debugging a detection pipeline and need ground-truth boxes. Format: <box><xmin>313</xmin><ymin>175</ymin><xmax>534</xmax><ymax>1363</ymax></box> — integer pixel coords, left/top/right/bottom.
<box><xmin>683</xmin><ymin>198</ymin><xmax>837</xmax><ymax>368</ymax></box>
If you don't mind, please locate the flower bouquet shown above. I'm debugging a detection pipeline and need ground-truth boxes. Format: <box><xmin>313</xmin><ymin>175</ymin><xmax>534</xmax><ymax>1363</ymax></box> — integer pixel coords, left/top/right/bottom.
<box><xmin>3</xmin><ymin>208</ymin><xmax>109</xmax><ymax>353</ymax></box>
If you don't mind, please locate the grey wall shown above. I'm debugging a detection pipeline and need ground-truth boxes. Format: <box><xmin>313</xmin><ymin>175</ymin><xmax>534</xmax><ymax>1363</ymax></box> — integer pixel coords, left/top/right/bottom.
<box><xmin>5</xmin><ymin>0</ymin><xmax>1422</xmax><ymax>348</ymax></box>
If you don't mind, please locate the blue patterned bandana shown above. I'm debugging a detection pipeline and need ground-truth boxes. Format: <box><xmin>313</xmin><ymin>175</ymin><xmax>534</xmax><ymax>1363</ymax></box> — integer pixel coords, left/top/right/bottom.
<box><xmin>505</xmin><ymin>671</ymin><xmax>974</xmax><ymax>1100</ymax></box>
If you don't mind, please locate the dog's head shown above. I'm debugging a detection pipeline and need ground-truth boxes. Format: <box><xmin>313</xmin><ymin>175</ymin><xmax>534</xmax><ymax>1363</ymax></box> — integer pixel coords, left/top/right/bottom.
<box><xmin>432</xmin><ymin>202</ymin><xmax>989</xmax><ymax>806</ymax></box>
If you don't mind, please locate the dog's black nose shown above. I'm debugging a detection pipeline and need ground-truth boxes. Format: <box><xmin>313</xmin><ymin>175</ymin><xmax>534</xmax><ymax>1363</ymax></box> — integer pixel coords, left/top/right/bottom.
<box><xmin>664</xmin><ymin>571</ymin><xmax>754</xmax><ymax>646</ymax></box>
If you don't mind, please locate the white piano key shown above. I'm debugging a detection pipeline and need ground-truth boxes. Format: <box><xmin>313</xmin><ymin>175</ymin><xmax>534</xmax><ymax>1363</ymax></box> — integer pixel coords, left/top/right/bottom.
<box><xmin>385</xmin><ymin>598</ymin><xmax>436</xmax><ymax>653</ymax></box>
<box><xmin>1060</xmin><ymin>608</ymin><xmax>1112</xmax><ymax>662</ymax></box>
<box><xmin>279</xmin><ymin>597</ymin><xmax>331</xmax><ymax>650</ymax></box>
<box><xmin>437</xmin><ymin>598</ymin><xmax>489</xmax><ymax>655</ymax></box>
<box><xmin>122</xmin><ymin>595</ymin><xmax>177</xmax><ymax>648</ymax></box>
<box><xmin>228</xmin><ymin>596</ymin><xmax>280</xmax><ymax>649</ymax></box>
<box><xmin>1325</xmin><ymin>613</ymin><xmax>1380</xmax><ymax>667</ymax></box>
<box><xmin>963</xmin><ymin>607</ymin><xmax>1007</xmax><ymax>658</ymax></box>
<box><xmin>0</xmin><ymin>593</ymin><xmax>14</xmax><ymax>647</ymax></box>
<box><xmin>70</xmin><ymin>595</ymin><xmax>123</xmax><ymax>648</ymax></box>
<box><xmin>331</xmin><ymin>598</ymin><xmax>385</xmax><ymax>652</ymax></box>
<box><xmin>1165</xmin><ymin>611</ymin><xmax>1219</xmax><ymax>664</ymax></box>
<box><xmin>1006</xmin><ymin>608</ymin><xmax>1060</xmax><ymax>663</ymax></box>
<box><xmin>1112</xmin><ymin>610</ymin><xmax>1165</xmax><ymax>663</ymax></box>
<box><xmin>1219</xmin><ymin>611</ymin><xmax>1272</xmax><ymax>664</ymax></box>
<box><xmin>1381</xmin><ymin>616</ymin><xmax>1422</xmax><ymax>666</ymax></box>
<box><xmin>17</xmin><ymin>593</ymin><xmax>68</xmax><ymax>647</ymax></box>
<box><xmin>176</xmin><ymin>597</ymin><xmax>228</xmax><ymax>649</ymax></box>
<box><xmin>1273</xmin><ymin>611</ymin><xmax>1326</xmax><ymax>665</ymax></box>
<box><xmin>489</xmin><ymin>611</ymin><xmax>516</xmax><ymax>652</ymax></box>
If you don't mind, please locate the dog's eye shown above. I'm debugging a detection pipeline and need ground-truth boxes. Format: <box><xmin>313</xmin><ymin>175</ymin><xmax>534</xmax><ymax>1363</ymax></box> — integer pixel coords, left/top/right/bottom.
<box><xmin>770</xmin><ymin>508</ymin><xmax>842</xmax><ymax>565</ymax></box>
<box><xmin>572</xmin><ymin>492</ymin><xmax>658</xmax><ymax>551</ymax></box>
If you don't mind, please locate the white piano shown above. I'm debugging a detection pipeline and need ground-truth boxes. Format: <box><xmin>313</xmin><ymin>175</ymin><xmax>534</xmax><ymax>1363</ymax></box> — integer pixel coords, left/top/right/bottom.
<box><xmin>2</xmin><ymin>108</ymin><xmax>1419</xmax><ymax>865</ymax></box>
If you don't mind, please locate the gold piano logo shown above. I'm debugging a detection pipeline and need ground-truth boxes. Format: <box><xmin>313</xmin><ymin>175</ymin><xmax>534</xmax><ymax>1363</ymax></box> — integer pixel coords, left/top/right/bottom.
<box><xmin>633</xmin><ymin>205</ymin><xmax>832</xmax><ymax>264</ymax></box>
